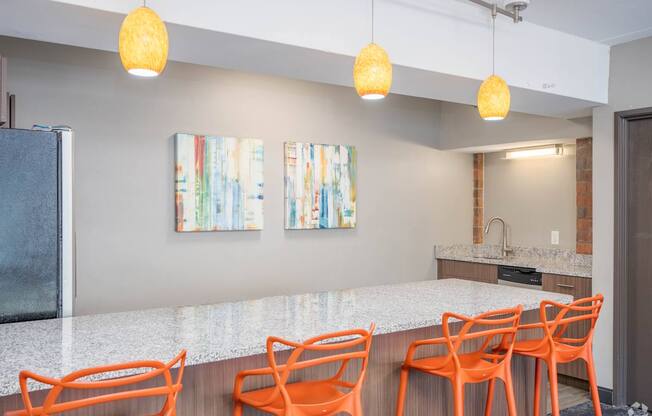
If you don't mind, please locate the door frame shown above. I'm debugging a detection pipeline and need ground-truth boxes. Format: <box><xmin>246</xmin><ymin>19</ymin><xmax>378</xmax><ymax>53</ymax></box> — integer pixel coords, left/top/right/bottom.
<box><xmin>613</xmin><ymin>106</ymin><xmax>652</xmax><ymax>406</ymax></box>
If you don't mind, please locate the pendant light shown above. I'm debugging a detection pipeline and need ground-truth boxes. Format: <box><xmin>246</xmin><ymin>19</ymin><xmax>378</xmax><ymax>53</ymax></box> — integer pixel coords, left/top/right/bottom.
<box><xmin>353</xmin><ymin>0</ymin><xmax>393</xmax><ymax>100</ymax></box>
<box><xmin>119</xmin><ymin>0</ymin><xmax>169</xmax><ymax>77</ymax></box>
<box><xmin>477</xmin><ymin>4</ymin><xmax>511</xmax><ymax>120</ymax></box>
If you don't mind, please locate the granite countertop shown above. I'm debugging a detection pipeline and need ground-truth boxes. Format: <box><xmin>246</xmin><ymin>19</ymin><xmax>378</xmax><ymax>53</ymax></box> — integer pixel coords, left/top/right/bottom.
<box><xmin>0</xmin><ymin>279</ymin><xmax>571</xmax><ymax>396</ymax></box>
<box><xmin>436</xmin><ymin>244</ymin><xmax>592</xmax><ymax>278</ymax></box>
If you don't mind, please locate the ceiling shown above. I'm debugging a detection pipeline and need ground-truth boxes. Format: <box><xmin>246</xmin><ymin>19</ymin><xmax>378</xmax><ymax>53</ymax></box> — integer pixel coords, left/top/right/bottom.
<box><xmin>523</xmin><ymin>0</ymin><xmax>652</xmax><ymax>45</ymax></box>
<box><xmin>0</xmin><ymin>0</ymin><xmax>614</xmax><ymax>118</ymax></box>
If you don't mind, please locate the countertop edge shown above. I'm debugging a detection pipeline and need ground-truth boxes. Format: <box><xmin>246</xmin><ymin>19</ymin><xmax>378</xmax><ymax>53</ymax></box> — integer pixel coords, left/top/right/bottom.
<box><xmin>436</xmin><ymin>255</ymin><xmax>592</xmax><ymax>279</ymax></box>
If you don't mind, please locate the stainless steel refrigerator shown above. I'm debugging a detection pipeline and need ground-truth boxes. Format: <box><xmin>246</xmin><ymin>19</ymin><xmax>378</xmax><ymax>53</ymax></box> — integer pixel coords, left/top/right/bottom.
<box><xmin>0</xmin><ymin>127</ymin><xmax>74</xmax><ymax>323</ymax></box>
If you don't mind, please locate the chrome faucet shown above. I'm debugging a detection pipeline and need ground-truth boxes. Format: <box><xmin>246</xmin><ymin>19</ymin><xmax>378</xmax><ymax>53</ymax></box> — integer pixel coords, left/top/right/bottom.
<box><xmin>484</xmin><ymin>216</ymin><xmax>513</xmax><ymax>257</ymax></box>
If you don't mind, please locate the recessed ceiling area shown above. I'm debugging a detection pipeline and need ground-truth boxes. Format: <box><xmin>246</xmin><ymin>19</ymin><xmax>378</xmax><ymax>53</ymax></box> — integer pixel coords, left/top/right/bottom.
<box><xmin>523</xmin><ymin>0</ymin><xmax>652</xmax><ymax>45</ymax></box>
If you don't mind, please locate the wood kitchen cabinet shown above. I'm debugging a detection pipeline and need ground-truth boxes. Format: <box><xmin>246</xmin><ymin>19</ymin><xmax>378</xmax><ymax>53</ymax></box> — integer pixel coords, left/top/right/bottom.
<box><xmin>542</xmin><ymin>273</ymin><xmax>593</xmax><ymax>381</ymax></box>
<box><xmin>437</xmin><ymin>259</ymin><xmax>498</xmax><ymax>284</ymax></box>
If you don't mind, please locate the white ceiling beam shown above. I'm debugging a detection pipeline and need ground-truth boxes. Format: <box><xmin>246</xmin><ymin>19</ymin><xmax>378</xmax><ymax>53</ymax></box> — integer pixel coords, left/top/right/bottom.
<box><xmin>0</xmin><ymin>0</ymin><xmax>610</xmax><ymax>117</ymax></box>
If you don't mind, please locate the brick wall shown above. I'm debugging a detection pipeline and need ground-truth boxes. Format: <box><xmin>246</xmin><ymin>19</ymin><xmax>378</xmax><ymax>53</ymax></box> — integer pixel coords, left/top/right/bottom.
<box><xmin>473</xmin><ymin>153</ymin><xmax>484</xmax><ymax>244</ymax></box>
<box><xmin>576</xmin><ymin>138</ymin><xmax>592</xmax><ymax>254</ymax></box>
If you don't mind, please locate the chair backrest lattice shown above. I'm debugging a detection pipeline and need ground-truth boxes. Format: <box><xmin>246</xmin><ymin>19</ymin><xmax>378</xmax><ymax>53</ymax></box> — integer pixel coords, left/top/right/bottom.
<box><xmin>263</xmin><ymin>324</ymin><xmax>376</xmax><ymax>406</ymax></box>
<box><xmin>441</xmin><ymin>306</ymin><xmax>524</xmax><ymax>370</ymax></box>
<box><xmin>13</xmin><ymin>350</ymin><xmax>186</xmax><ymax>416</ymax></box>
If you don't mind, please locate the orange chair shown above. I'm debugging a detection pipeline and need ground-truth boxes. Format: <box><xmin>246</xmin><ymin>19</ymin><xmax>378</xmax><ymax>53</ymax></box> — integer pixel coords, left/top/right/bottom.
<box><xmin>5</xmin><ymin>350</ymin><xmax>186</xmax><ymax>416</ymax></box>
<box><xmin>233</xmin><ymin>324</ymin><xmax>375</xmax><ymax>416</ymax></box>
<box><xmin>509</xmin><ymin>294</ymin><xmax>604</xmax><ymax>416</ymax></box>
<box><xmin>396</xmin><ymin>306</ymin><xmax>523</xmax><ymax>416</ymax></box>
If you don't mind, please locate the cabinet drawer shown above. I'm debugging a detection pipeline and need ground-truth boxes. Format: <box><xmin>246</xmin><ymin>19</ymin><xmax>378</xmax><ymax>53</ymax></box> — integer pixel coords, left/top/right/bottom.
<box><xmin>542</xmin><ymin>274</ymin><xmax>591</xmax><ymax>299</ymax></box>
<box><xmin>437</xmin><ymin>260</ymin><xmax>498</xmax><ymax>284</ymax></box>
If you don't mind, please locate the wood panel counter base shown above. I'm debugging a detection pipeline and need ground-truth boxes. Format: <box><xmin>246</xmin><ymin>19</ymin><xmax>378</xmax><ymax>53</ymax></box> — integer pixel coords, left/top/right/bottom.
<box><xmin>438</xmin><ymin>259</ymin><xmax>498</xmax><ymax>284</ymax></box>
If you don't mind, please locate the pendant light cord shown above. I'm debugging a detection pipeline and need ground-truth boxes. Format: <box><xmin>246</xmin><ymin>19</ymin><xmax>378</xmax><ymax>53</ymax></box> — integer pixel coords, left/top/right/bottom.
<box><xmin>491</xmin><ymin>4</ymin><xmax>497</xmax><ymax>75</ymax></box>
<box><xmin>371</xmin><ymin>0</ymin><xmax>375</xmax><ymax>43</ymax></box>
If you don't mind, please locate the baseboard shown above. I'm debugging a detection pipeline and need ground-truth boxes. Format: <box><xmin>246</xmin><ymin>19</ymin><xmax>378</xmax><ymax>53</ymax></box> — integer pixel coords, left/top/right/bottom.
<box><xmin>598</xmin><ymin>386</ymin><xmax>613</xmax><ymax>405</ymax></box>
<box><xmin>558</xmin><ymin>374</ymin><xmax>589</xmax><ymax>390</ymax></box>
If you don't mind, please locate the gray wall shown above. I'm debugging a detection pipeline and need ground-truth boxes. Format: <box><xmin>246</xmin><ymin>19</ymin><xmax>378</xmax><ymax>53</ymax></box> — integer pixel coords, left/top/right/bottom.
<box><xmin>438</xmin><ymin>101</ymin><xmax>592</xmax><ymax>151</ymax></box>
<box><xmin>0</xmin><ymin>36</ymin><xmax>472</xmax><ymax>315</ymax></box>
<box><xmin>484</xmin><ymin>146</ymin><xmax>576</xmax><ymax>249</ymax></box>
<box><xmin>592</xmin><ymin>35</ymin><xmax>652</xmax><ymax>389</ymax></box>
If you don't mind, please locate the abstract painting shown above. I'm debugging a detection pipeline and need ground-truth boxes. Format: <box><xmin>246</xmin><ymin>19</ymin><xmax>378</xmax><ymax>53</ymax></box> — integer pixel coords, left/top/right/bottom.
<box><xmin>175</xmin><ymin>133</ymin><xmax>264</xmax><ymax>231</ymax></box>
<box><xmin>284</xmin><ymin>142</ymin><xmax>357</xmax><ymax>229</ymax></box>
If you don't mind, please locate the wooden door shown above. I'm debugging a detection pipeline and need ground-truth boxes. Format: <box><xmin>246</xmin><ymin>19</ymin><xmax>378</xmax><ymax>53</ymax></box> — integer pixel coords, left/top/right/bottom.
<box><xmin>625</xmin><ymin>116</ymin><xmax>652</xmax><ymax>406</ymax></box>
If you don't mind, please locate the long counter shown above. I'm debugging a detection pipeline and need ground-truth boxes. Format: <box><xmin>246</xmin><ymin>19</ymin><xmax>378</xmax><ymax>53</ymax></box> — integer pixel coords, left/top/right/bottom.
<box><xmin>0</xmin><ymin>279</ymin><xmax>572</xmax><ymax>415</ymax></box>
<box><xmin>436</xmin><ymin>244</ymin><xmax>593</xmax><ymax>278</ymax></box>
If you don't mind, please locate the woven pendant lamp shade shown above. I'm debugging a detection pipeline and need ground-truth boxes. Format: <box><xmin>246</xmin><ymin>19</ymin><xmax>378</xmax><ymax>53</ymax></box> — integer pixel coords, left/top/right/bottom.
<box><xmin>353</xmin><ymin>43</ymin><xmax>392</xmax><ymax>100</ymax></box>
<box><xmin>119</xmin><ymin>6</ymin><xmax>169</xmax><ymax>77</ymax></box>
<box><xmin>477</xmin><ymin>74</ymin><xmax>511</xmax><ymax>120</ymax></box>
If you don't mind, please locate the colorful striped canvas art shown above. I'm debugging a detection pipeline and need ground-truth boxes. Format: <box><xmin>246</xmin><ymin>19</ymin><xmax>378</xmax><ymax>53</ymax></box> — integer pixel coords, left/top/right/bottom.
<box><xmin>175</xmin><ymin>133</ymin><xmax>264</xmax><ymax>231</ymax></box>
<box><xmin>284</xmin><ymin>142</ymin><xmax>357</xmax><ymax>229</ymax></box>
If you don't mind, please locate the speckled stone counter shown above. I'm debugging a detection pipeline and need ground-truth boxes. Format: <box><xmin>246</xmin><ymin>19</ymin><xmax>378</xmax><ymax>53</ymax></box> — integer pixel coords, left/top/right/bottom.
<box><xmin>0</xmin><ymin>278</ymin><xmax>571</xmax><ymax>398</ymax></box>
<box><xmin>0</xmin><ymin>279</ymin><xmax>572</xmax><ymax>415</ymax></box>
<box><xmin>436</xmin><ymin>244</ymin><xmax>592</xmax><ymax>278</ymax></box>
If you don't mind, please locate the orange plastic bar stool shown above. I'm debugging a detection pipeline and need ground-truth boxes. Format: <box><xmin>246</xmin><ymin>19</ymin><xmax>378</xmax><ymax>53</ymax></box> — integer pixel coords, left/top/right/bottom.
<box><xmin>396</xmin><ymin>305</ymin><xmax>523</xmax><ymax>416</ymax></box>
<box><xmin>5</xmin><ymin>350</ymin><xmax>186</xmax><ymax>416</ymax></box>
<box><xmin>509</xmin><ymin>294</ymin><xmax>604</xmax><ymax>416</ymax></box>
<box><xmin>233</xmin><ymin>324</ymin><xmax>375</xmax><ymax>416</ymax></box>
